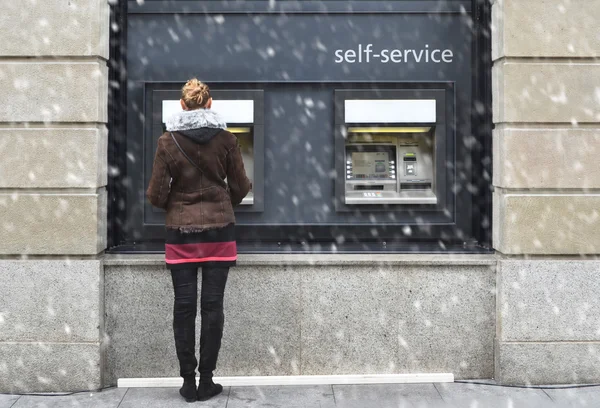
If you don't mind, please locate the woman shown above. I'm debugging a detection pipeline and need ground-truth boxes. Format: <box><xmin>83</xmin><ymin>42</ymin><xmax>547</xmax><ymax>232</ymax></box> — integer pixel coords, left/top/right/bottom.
<box><xmin>146</xmin><ymin>79</ymin><xmax>251</xmax><ymax>402</ymax></box>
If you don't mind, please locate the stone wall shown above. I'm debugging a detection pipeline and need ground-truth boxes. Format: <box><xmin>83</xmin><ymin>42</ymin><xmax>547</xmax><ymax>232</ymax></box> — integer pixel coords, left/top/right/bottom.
<box><xmin>104</xmin><ymin>255</ymin><xmax>496</xmax><ymax>385</ymax></box>
<box><xmin>492</xmin><ymin>0</ymin><xmax>600</xmax><ymax>384</ymax></box>
<box><xmin>0</xmin><ymin>0</ymin><xmax>109</xmax><ymax>393</ymax></box>
<box><xmin>492</xmin><ymin>0</ymin><xmax>600</xmax><ymax>255</ymax></box>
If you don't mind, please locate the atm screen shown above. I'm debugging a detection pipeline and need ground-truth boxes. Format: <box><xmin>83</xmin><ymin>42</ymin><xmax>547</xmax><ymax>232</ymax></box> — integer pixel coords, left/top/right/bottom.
<box><xmin>351</xmin><ymin>151</ymin><xmax>391</xmax><ymax>179</ymax></box>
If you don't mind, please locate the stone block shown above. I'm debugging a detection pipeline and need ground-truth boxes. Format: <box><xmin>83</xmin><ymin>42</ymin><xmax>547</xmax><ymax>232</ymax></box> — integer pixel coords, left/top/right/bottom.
<box><xmin>300</xmin><ymin>266</ymin><xmax>398</xmax><ymax>375</ymax></box>
<box><xmin>493</xmin><ymin>61</ymin><xmax>600</xmax><ymax>123</ymax></box>
<box><xmin>219</xmin><ymin>266</ymin><xmax>301</xmax><ymax>376</ymax></box>
<box><xmin>498</xmin><ymin>260</ymin><xmax>600</xmax><ymax>342</ymax></box>
<box><xmin>493</xmin><ymin>190</ymin><xmax>600</xmax><ymax>254</ymax></box>
<box><xmin>104</xmin><ymin>265</ymin><xmax>302</xmax><ymax>384</ymax></box>
<box><xmin>0</xmin><ymin>342</ymin><xmax>102</xmax><ymax>393</ymax></box>
<box><xmin>0</xmin><ymin>188</ymin><xmax>107</xmax><ymax>255</ymax></box>
<box><xmin>0</xmin><ymin>126</ymin><xmax>108</xmax><ymax>188</ymax></box>
<box><xmin>0</xmin><ymin>0</ymin><xmax>109</xmax><ymax>58</ymax></box>
<box><xmin>496</xmin><ymin>341</ymin><xmax>600</xmax><ymax>385</ymax></box>
<box><xmin>0</xmin><ymin>61</ymin><xmax>108</xmax><ymax>123</ymax></box>
<box><xmin>104</xmin><ymin>265</ymin><xmax>177</xmax><ymax>384</ymax></box>
<box><xmin>0</xmin><ymin>260</ymin><xmax>103</xmax><ymax>343</ymax></box>
<box><xmin>396</xmin><ymin>266</ymin><xmax>496</xmax><ymax>379</ymax></box>
<box><xmin>493</xmin><ymin>127</ymin><xmax>600</xmax><ymax>189</ymax></box>
<box><xmin>492</xmin><ymin>0</ymin><xmax>600</xmax><ymax>60</ymax></box>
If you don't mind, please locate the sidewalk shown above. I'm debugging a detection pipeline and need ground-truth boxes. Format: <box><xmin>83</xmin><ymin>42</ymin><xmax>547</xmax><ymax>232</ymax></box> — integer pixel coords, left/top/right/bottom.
<box><xmin>2</xmin><ymin>382</ymin><xmax>600</xmax><ymax>408</ymax></box>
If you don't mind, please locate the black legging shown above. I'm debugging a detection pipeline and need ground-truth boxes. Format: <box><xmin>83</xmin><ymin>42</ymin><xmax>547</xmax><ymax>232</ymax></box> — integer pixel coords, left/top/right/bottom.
<box><xmin>171</xmin><ymin>266</ymin><xmax>229</xmax><ymax>380</ymax></box>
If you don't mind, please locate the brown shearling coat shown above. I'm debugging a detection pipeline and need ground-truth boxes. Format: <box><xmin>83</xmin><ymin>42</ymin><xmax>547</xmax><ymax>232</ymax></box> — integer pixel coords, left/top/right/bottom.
<box><xmin>146</xmin><ymin>128</ymin><xmax>251</xmax><ymax>231</ymax></box>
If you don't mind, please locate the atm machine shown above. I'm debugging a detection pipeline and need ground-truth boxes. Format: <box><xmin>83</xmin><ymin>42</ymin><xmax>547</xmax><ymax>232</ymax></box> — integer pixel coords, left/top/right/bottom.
<box><xmin>344</xmin><ymin>126</ymin><xmax>436</xmax><ymax>205</ymax></box>
<box><xmin>161</xmin><ymin>97</ymin><xmax>261</xmax><ymax>207</ymax></box>
<box><xmin>337</xmin><ymin>95</ymin><xmax>443</xmax><ymax>206</ymax></box>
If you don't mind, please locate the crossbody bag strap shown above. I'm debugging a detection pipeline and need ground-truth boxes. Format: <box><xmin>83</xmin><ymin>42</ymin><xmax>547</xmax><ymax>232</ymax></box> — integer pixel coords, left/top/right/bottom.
<box><xmin>170</xmin><ymin>132</ymin><xmax>227</xmax><ymax>190</ymax></box>
<box><xmin>170</xmin><ymin>132</ymin><xmax>205</xmax><ymax>175</ymax></box>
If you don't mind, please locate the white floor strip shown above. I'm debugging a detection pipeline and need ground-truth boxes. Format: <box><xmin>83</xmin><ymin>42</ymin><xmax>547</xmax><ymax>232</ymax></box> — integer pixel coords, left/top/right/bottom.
<box><xmin>118</xmin><ymin>373</ymin><xmax>454</xmax><ymax>388</ymax></box>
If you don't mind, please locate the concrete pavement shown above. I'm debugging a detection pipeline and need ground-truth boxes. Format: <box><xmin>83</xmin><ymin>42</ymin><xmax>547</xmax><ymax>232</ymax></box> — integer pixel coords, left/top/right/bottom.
<box><xmin>3</xmin><ymin>382</ymin><xmax>600</xmax><ymax>407</ymax></box>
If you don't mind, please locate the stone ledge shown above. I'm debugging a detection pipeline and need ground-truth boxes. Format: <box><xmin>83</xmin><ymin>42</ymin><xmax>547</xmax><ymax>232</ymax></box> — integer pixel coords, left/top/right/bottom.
<box><xmin>497</xmin><ymin>254</ymin><xmax>600</xmax><ymax>261</ymax></box>
<box><xmin>102</xmin><ymin>253</ymin><xmax>498</xmax><ymax>267</ymax></box>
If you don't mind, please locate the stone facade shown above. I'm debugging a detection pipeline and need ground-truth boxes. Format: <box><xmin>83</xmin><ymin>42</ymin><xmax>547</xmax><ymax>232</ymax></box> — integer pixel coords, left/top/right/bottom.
<box><xmin>492</xmin><ymin>0</ymin><xmax>600</xmax><ymax>384</ymax></box>
<box><xmin>492</xmin><ymin>0</ymin><xmax>600</xmax><ymax>254</ymax></box>
<box><xmin>0</xmin><ymin>0</ymin><xmax>599</xmax><ymax>392</ymax></box>
<box><xmin>0</xmin><ymin>0</ymin><xmax>110</xmax><ymax>392</ymax></box>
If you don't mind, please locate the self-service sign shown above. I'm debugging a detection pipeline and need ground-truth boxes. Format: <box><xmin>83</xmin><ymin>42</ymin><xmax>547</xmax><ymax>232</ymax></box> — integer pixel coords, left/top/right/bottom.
<box><xmin>128</xmin><ymin>4</ymin><xmax>472</xmax><ymax>84</ymax></box>
<box><xmin>334</xmin><ymin>44</ymin><xmax>455</xmax><ymax>65</ymax></box>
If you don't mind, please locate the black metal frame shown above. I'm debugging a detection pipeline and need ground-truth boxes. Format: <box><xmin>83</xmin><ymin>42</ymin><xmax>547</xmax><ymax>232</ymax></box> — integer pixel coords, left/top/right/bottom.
<box><xmin>471</xmin><ymin>0</ymin><xmax>494</xmax><ymax>249</ymax></box>
<box><xmin>127</xmin><ymin>0</ymin><xmax>473</xmax><ymax>14</ymax></box>
<box><xmin>108</xmin><ymin>0</ymin><xmax>128</xmax><ymax>249</ymax></box>
<box><xmin>107</xmin><ymin>0</ymin><xmax>493</xmax><ymax>253</ymax></box>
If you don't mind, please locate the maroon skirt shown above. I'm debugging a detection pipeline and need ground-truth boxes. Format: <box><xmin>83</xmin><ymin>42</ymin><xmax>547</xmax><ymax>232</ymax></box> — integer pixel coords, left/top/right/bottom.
<box><xmin>165</xmin><ymin>224</ymin><xmax>237</xmax><ymax>270</ymax></box>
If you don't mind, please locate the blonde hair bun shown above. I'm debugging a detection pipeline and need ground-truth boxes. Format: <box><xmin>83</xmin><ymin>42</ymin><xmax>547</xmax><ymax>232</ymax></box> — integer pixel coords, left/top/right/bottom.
<box><xmin>181</xmin><ymin>78</ymin><xmax>211</xmax><ymax>110</ymax></box>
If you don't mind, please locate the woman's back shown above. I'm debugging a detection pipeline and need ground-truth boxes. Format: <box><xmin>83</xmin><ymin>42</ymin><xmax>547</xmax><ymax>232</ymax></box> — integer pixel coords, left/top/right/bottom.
<box><xmin>147</xmin><ymin>108</ymin><xmax>251</xmax><ymax>232</ymax></box>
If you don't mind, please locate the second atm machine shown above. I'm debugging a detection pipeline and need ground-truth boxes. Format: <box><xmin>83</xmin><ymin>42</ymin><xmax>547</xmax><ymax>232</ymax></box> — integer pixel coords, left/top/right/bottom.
<box><xmin>335</xmin><ymin>89</ymin><xmax>448</xmax><ymax>208</ymax></box>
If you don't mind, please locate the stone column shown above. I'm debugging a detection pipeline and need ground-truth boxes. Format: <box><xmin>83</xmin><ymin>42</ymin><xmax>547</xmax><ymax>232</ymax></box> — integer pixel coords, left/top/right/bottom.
<box><xmin>492</xmin><ymin>0</ymin><xmax>600</xmax><ymax>384</ymax></box>
<box><xmin>0</xmin><ymin>1</ymin><xmax>109</xmax><ymax>392</ymax></box>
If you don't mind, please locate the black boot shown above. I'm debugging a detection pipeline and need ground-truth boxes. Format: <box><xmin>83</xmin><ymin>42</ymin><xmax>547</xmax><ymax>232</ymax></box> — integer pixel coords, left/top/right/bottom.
<box><xmin>197</xmin><ymin>378</ymin><xmax>223</xmax><ymax>401</ymax></box>
<box><xmin>179</xmin><ymin>376</ymin><xmax>197</xmax><ymax>403</ymax></box>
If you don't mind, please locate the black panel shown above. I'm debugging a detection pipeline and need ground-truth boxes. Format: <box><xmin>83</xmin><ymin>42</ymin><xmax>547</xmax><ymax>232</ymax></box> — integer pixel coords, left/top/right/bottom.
<box><xmin>108</xmin><ymin>0</ymin><xmax>493</xmax><ymax>252</ymax></box>
<box><xmin>129</xmin><ymin>1</ymin><xmax>472</xmax><ymax>14</ymax></box>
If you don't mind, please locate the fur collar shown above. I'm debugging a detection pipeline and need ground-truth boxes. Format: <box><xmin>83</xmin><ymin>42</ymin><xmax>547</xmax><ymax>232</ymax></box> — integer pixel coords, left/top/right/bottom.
<box><xmin>165</xmin><ymin>109</ymin><xmax>227</xmax><ymax>132</ymax></box>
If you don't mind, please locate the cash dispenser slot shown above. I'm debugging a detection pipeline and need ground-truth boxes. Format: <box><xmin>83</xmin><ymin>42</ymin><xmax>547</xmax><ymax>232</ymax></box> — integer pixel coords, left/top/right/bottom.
<box><xmin>162</xmin><ymin>99</ymin><xmax>257</xmax><ymax>206</ymax></box>
<box><xmin>342</xmin><ymin>99</ymin><xmax>438</xmax><ymax>205</ymax></box>
<box><xmin>400</xmin><ymin>182</ymin><xmax>433</xmax><ymax>190</ymax></box>
<box><xmin>355</xmin><ymin>185</ymin><xmax>386</xmax><ymax>191</ymax></box>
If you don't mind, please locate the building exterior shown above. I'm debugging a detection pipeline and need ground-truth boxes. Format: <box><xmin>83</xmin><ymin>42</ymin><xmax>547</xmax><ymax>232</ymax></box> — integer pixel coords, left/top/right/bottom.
<box><xmin>0</xmin><ymin>0</ymin><xmax>599</xmax><ymax>392</ymax></box>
